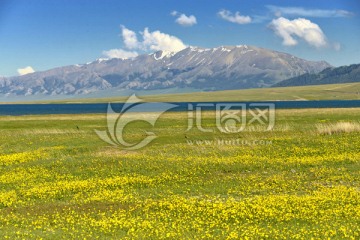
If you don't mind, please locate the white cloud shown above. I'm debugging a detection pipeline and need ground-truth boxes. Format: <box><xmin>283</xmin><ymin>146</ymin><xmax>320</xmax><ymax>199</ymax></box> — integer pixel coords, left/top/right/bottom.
<box><xmin>17</xmin><ymin>66</ymin><xmax>35</xmax><ymax>76</ymax></box>
<box><xmin>103</xmin><ymin>26</ymin><xmax>187</xmax><ymax>58</ymax></box>
<box><xmin>218</xmin><ymin>9</ymin><xmax>252</xmax><ymax>24</ymax></box>
<box><xmin>102</xmin><ymin>49</ymin><xmax>138</xmax><ymax>59</ymax></box>
<box><xmin>270</xmin><ymin>17</ymin><xmax>327</xmax><ymax>48</ymax></box>
<box><xmin>121</xmin><ymin>25</ymin><xmax>139</xmax><ymax>49</ymax></box>
<box><xmin>142</xmin><ymin>28</ymin><xmax>187</xmax><ymax>52</ymax></box>
<box><xmin>170</xmin><ymin>11</ymin><xmax>178</xmax><ymax>16</ymax></box>
<box><xmin>267</xmin><ymin>5</ymin><xmax>353</xmax><ymax>18</ymax></box>
<box><xmin>175</xmin><ymin>14</ymin><xmax>197</xmax><ymax>27</ymax></box>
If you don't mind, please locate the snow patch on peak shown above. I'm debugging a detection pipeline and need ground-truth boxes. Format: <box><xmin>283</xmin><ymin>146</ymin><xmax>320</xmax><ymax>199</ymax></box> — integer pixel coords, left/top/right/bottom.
<box><xmin>153</xmin><ymin>50</ymin><xmax>175</xmax><ymax>60</ymax></box>
<box><xmin>96</xmin><ymin>58</ymin><xmax>109</xmax><ymax>63</ymax></box>
<box><xmin>189</xmin><ymin>46</ymin><xmax>207</xmax><ymax>53</ymax></box>
<box><xmin>190</xmin><ymin>46</ymin><xmax>203</xmax><ymax>51</ymax></box>
<box><xmin>86</xmin><ymin>58</ymin><xmax>109</xmax><ymax>65</ymax></box>
<box><xmin>236</xmin><ymin>45</ymin><xmax>249</xmax><ymax>49</ymax></box>
<box><xmin>234</xmin><ymin>45</ymin><xmax>254</xmax><ymax>55</ymax></box>
<box><xmin>213</xmin><ymin>46</ymin><xmax>231</xmax><ymax>52</ymax></box>
<box><xmin>221</xmin><ymin>47</ymin><xmax>231</xmax><ymax>52</ymax></box>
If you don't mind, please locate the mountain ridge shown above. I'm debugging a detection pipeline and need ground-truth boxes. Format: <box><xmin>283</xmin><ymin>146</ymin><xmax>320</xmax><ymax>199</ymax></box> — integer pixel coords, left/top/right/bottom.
<box><xmin>1</xmin><ymin>45</ymin><xmax>331</xmax><ymax>96</ymax></box>
<box><xmin>273</xmin><ymin>63</ymin><xmax>360</xmax><ymax>87</ymax></box>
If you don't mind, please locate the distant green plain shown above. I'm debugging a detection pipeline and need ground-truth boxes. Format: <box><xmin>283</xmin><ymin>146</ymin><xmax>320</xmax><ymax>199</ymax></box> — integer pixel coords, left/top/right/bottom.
<box><xmin>21</xmin><ymin>82</ymin><xmax>360</xmax><ymax>104</ymax></box>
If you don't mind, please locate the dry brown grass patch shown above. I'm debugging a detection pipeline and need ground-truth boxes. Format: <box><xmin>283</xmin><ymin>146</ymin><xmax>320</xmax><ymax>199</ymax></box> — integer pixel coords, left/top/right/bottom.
<box><xmin>316</xmin><ymin>122</ymin><xmax>360</xmax><ymax>135</ymax></box>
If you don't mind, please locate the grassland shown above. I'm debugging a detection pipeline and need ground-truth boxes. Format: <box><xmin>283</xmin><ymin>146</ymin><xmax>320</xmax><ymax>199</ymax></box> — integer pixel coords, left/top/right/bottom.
<box><xmin>21</xmin><ymin>82</ymin><xmax>360</xmax><ymax>104</ymax></box>
<box><xmin>0</xmin><ymin>108</ymin><xmax>360</xmax><ymax>239</ymax></box>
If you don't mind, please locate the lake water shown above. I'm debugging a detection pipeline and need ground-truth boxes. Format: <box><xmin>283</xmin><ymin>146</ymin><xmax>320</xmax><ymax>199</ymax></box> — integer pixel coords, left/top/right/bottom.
<box><xmin>0</xmin><ymin>100</ymin><xmax>360</xmax><ymax>116</ymax></box>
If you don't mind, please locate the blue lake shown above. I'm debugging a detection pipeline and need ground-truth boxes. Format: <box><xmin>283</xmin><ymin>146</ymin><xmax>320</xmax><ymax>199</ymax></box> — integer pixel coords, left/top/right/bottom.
<box><xmin>0</xmin><ymin>100</ymin><xmax>360</xmax><ymax>116</ymax></box>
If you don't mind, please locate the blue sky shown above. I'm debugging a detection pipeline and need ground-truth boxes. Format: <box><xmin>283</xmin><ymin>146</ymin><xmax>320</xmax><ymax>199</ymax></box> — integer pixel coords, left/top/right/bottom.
<box><xmin>1</xmin><ymin>0</ymin><xmax>359</xmax><ymax>76</ymax></box>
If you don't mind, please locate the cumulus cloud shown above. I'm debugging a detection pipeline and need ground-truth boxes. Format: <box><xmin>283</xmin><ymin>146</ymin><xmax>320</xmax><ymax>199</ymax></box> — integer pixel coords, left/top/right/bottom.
<box><xmin>121</xmin><ymin>25</ymin><xmax>139</xmax><ymax>49</ymax></box>
<box><xmin>102</xmin><ymin>49</ymin><xmax>138</xmax><ymax>59</ymax></box>
<box><xmin>218</xmin><ymin>9</ymin><xmax>252</xmax><ymax>24</ymax></box>
<box><xmin>267</xmin><ymin>5</ymin><xmax>353</xmax><ymax>18</ymax></box>
<box><xmin>174</xmin><ymin>13</ymin><xmax>197</xmax><ymax>26</ymax></box>
<box><xmin>17</xmin><ymin>66</ymin><xmax>35</xmax><ymax>76</ymax></box>
<box><xmin>103</xmin><ymin>26</ymin><xmax>187</xmax><ymax>59</ymax></box>
<box><xmin>121</xmin><ymin>25</ymin><xmax>187</xmax><ymax>52</ymax></box>
<box><xmin>170</xmin><ymin>11</ymin><xmax>178</xmax><ymax>16</ymax></box>
<box><xmin>142</xmin><ymin>28</ymin><xmax>187</xmax><ymax>52</ymax></box>
<box><xmin>270</xmin><ymin>17</ymin><xmax>327</xmax><ymax>48</ymax></box>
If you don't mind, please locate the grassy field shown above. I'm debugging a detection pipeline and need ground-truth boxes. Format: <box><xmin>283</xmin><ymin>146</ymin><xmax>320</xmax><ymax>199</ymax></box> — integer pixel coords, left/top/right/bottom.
<box><xmin>0</xmin><ymin>108</ymin><xmax>360</xmax><ymax>239</ymax></box>
<box><xmin>20</xmin><ymin>82</ymin><xmax>360</xmax><ymax>104</ymax></box>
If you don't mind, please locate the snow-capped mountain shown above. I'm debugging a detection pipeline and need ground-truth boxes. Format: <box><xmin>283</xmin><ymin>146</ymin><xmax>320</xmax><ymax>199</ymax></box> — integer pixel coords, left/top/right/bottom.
<box><xmin>0</xmin><ymin>45</ymin><xmax>331</xmax><ymax>96</ymax></box>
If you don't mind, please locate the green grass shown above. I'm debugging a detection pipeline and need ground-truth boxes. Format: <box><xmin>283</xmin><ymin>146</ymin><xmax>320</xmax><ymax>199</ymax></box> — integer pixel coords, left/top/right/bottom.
<box><xmin>10</xmin><ymin>82</ymin><xmax>360</xmax><ymax>104</ymax></box>
<box><xmin>0</xmin><ymin>108</ymin><xmax>360</xmax><ymax>238</ymax></box>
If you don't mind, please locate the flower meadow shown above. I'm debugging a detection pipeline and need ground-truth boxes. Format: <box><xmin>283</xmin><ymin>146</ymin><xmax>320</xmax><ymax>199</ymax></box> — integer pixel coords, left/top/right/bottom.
<box><xmin>0</xmin><ymin>109</ymin><xmax>359</xmax><ymax>239</ymax></box>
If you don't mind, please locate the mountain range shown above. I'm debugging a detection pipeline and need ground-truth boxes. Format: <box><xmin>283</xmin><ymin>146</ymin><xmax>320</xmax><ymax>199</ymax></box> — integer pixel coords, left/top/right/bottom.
<box><xmin>273</xmin><ymin>63</ymin><xmax>360</xmax><ymax>87</ymax></box>
<box><xmin>0</xmin><ymin>45</ymin><xmax>331</xmax><ymax>96</ymax></box>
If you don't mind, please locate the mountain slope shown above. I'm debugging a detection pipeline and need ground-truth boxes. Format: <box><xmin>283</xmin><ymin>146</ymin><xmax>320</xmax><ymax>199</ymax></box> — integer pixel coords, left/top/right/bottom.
<box><xmin>1</xmin><ymin>45</ymin><xmax>331</xmax><ymax>96</ymax></box>
<box><xmin>273</xmin><ymin>64</ymin><xmax>360</xmax><ymax>87</ymax></box>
